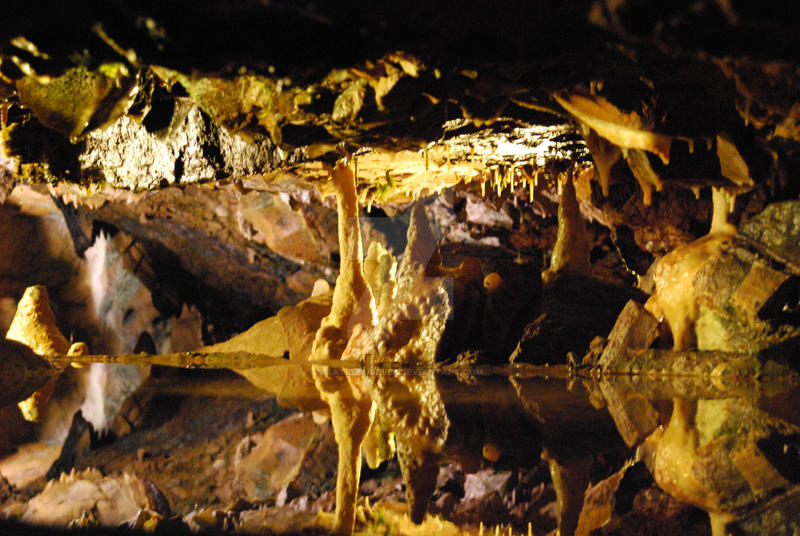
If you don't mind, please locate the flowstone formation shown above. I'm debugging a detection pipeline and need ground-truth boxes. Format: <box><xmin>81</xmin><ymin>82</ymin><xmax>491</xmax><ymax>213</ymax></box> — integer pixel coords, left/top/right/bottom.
<box><xmin>589</xmin><ymin>198</ymin><xmax>800</xmax><ymax>536</ymax></box>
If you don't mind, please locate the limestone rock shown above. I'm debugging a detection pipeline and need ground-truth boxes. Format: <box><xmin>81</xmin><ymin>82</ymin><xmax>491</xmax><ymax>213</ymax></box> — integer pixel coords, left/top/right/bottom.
<box><xmin>233</xmin><ymin>413</ymin><xmax>336</xmax><ymax>502</ymax></box>
<box><xmin>7</xmin><ymin>469</ymin><xmax>161</xmax><ymax>528</ymax></box>
<box><xmin>235</xmin><ymin>507</ymin><xmax>320</xmax><ymax>535</ymax></box>
<box><xmin>5</xmin><ymin>285</ymin><xmax>70</xmax><ymax>357</ymax></box>
<box><xmin>727</xmin><ymin>485</ymin><xmax>800</xmax><ymax>536</ymax></box>
<box><xmin>15</xmin><ymin>65</ymin><xmax>137</xmax><ymax>142</ymax></box>
<box><xmin>740</xmin><ymin>200</ymin><xmax>800</xmax><ymax>275</ymax></box>
<box><xmin>596</xmin><ymin>301</ymin><xmax>661</xmax><ymax>447</ymax></box>
<box><xmin>4</xmin><ymin>285</ymin><xmax>68</xmax><ymax>422</ymax></box>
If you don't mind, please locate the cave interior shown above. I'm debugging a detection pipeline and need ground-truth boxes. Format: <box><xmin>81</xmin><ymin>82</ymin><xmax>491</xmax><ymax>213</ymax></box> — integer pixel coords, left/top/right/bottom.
<box><xmin>2</xmin><ymin>2</ymin><xmax>800</xmax><ymax>535</ymax></box>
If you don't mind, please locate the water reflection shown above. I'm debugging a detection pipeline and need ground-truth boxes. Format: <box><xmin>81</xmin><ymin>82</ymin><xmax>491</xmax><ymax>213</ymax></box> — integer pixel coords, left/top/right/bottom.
<box><xmin>31</xmin><ymin>350</ymin><xmax>800</xmax><ymax>535</ymax></box>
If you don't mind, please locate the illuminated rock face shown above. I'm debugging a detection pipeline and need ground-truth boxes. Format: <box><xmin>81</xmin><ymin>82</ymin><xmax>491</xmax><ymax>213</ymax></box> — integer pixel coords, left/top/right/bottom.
<box><xmin>3</xmin><ymin>3</ymin><xmax>800</xmax><ymax>536</ymax></box>
<box><xmin>10</xmin><ymin>469</ymin><xmax>162</xmax><ymax>527</ymax></box>
<box><xmin>4</xmin><ymin>286</ymin><xmax>69</xmax><ymax>423</ymax></box>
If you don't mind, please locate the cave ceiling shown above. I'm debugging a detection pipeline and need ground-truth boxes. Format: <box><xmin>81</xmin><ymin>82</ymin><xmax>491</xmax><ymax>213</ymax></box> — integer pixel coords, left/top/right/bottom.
<box><xmin>2</xmin><ymin>0</ymin><xmax>800</xmax><ymax>334</ymax></box>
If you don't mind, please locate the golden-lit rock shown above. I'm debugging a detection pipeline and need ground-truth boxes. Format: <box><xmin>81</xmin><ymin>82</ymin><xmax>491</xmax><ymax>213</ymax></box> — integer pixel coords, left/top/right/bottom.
<box><xmin>275</xmin><ymin>294</ymin><xmax>332</xmax><ymax>412</ymax></box>
<box><xmin>544</xmin><ymin>173</ymin><xmax>590</xmax><ymax>280</ymax></box>
<box><xmin>574</xmin><ymin>460</ymin><xmax>641</xmax><ymax>536</ymax></box>
<box><xmin>625</xmin><ymin>148</ymin><xmax>663</xmax><ymax>207</ymax></box>
<box><xmin>644</xmin><ymin>199</ymin><xmax>800</xmax><ymax>354</ymax></box>
<box><xmin>644</xmin><ymin>232</ymin><xmax>732</xmax><ymax>351</ymax></box>
<box><xmin>715</xmin><ymin>133</ymin><xmax>754</xmax><ymax>187</ymax></box>
<box><xmin>200</xmin><ymin>295</ymin><xmax>330</xmax><ymax>412</ymax></box>
<box><xmin>5</xmin><ymin>285</ymin><xmax>69</xmax><ymax>422</ymax></box>
<box><xmin>5</xmin><ymin>469</ymin><xmax>158</xmax><ymax>528</ymax></box>
<box><xmin>554</xmin><ymin>92</ymin><xmax>673</xmax><ymax>165</ymax></box>
<box><xmin>308</xmin><ymin>161</ymin><xmax>377</xmax><ymax>536</ymax></box>
<box><xmin>150</xmin><ymin>69</ymin><xmax>301</xmax><ymax>145</ymax></box>
<box><xmin>582</xmin><ymin>127</ymin><xmax>622</xmax><ymax>197</ymax></box>
<box><xmin>16</xmin><ymin>65</ymin><xmax>137</xmax><ymax>142</ymax></box>
<box><xmin>6</xmin><ymin>285</ymin><xmax>70</xmax><ymax>357</ymax></box>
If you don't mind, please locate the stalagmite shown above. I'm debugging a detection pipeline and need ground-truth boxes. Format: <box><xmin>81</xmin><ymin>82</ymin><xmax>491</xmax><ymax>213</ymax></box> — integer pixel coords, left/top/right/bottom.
<box><xmin>641</xmin><ymin>178</ymin><xmax>760</xmax><ymax>536</ymax></box>
<box><xmin>6</xmin><ymin>286</ymin><xmax>71</xmax><ymax>357</ymax></box>
<box><xmin>5</xmin><ymin>286</ymin><xmax>71</xmax><ymax>422</ymax></box>
<box><xmin>308</xmin><ymin>161</ymin><xmax>377</xmax><ymax>536</ymax></box>
<box><xmin>544</xmin><ymin>169</ymin><xmax>591</xmax><ymax>280</ymax></box>
<box><xmin>644</xmin><ymin>185</ymin><xmax>738</xmax><ymax>351</ymax></box>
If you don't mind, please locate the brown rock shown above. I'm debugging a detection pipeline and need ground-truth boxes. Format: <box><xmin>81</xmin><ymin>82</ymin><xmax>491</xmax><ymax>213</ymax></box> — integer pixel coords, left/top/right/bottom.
<box><xmin>728</xmin><ymin>261</ymin><xmax>790</xmax><ymax>321</ymax></box>
<box><xmin>576</xmin><ymin>461</ymin><xmax>652</xmax><ymax>536</ymax></box>
<box><xmin>233</xmin><ymin>413</ymin><xmax>336</xmax><ymax>502</ymax></box>
<box><xmin>591</xmin><ymin>486</ymin><xmax>711</xmax><ymax>536</ymax></box>
<box><xmin>285</xmin><ymin>269</ymin><xmax>319</xmax><ymax>296</ymax></box>
<box><xmin>0</xmin><ymin>405</ymin><xmax>30</xmax><ymax>455</ymax></box>
<box><xmin>237</xmin><ymin>191</ymin><xmax>326</xmax><ymax>264</ymax></box>
<box><xmin>727</xmin><ymin>485</ymin><xmax>800</xmax><ymax>536</ymax></box>
<box><xmin>598</xmin><ymin>300</ymin><xmax>660</xmax><ymax>373</ymax></box>
<box><xmin>598</xmin><ymin>381</ymin><xmax>660</xmax><ymax>448</ymax></box>
<box><xmin>0</xmin><ymin>474</ymin><xmax>15</xmax><ymax>503</ymax></box>
<box><xmin>12</xmin><ymin>469</ymin><xmax>155</xmax><ymax>528</ymax></box>
<box><xmin>463</xmin><ymin>469</ymin><xmax>514</xmax><ymax>502</ymax></box>
<box><xmin>0</xmin><ymin>339</ymin><xmax>56</xmax><ymax>411</ymax></box>
<box><xmin>236</xmin><ymin>507</ymin><xmax>319</xmax><ymax>535</ymax></box>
